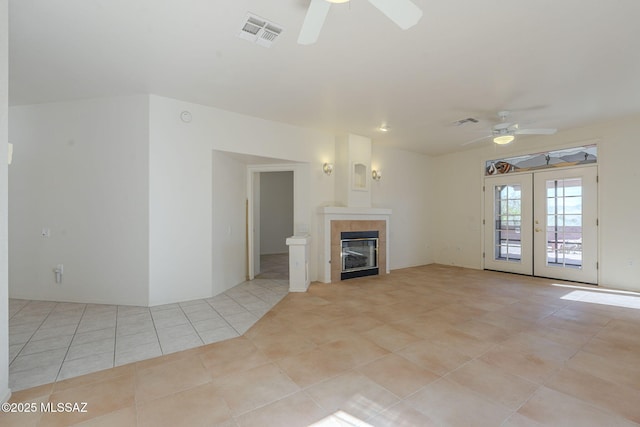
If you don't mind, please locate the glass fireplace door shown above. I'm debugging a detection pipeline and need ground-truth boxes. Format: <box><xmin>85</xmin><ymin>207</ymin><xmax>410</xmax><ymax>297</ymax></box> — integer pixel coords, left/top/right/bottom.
<box><xmin>340</xmin><ymin>231</ymin><xmax>379</xmax><ymax>279</ymax></box>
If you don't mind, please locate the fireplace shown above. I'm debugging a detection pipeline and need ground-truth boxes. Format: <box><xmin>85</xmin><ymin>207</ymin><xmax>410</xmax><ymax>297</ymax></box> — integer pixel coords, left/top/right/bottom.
<box><xmin>340</xmin><ymin>231</ymin><xmax>379</xmax><ymax>280</ymax></box>
<box><xmin>318</xmin><ymin>207</ymin><xmax>391</xmax><ymax>283</ymax></box>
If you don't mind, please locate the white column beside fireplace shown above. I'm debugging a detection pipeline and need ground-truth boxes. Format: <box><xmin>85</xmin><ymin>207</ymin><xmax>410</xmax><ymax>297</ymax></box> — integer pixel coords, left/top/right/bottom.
<box><xmin>286</xmin><ymin>234</ymin><xmax>311</xmax><ymax>292</ymax></box>
<box><xmin>318</xmin><ymin>206</ymin><xmax>392</xmax><ymax>283</ymax></box>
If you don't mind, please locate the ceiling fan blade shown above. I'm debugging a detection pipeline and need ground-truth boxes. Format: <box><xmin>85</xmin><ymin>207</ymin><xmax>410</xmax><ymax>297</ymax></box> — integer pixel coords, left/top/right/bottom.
<box><xmin>515</xmin><ymin>128</ymin><xmax>557</xmax><ymax>135</ymax></box>
<box><xmin>462</xmin><ymin>135</ymin><xmax>492</xmax><ymax>146</ymax></box>
<box><xmin>367</xmin><ymin>0</ymin><xmax>423</xmax><ymax>30</ymax></box>
<box><xmin>297</xmin><ymin>0</ymin><xmax>331</xmax><ymax>45</ymax></box>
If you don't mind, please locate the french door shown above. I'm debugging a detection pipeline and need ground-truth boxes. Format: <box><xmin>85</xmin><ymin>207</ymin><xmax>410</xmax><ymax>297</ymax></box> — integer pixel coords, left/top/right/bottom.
<box><xmin>484</xmin><ymin>166</ymin><xmax>598</xmax><ymax>284</ymax></box>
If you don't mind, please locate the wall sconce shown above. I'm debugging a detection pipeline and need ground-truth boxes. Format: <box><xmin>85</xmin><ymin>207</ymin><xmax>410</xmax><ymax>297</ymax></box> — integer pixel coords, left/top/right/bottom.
<box><xmin>323</xmin><ymin>162</ymin><xmax>334</xmax><ymax>176</ymax></box>
<box><xmin>371</xmin><ymin>169</ymin><xmax>382</xmax><ymax>181</ymax></box>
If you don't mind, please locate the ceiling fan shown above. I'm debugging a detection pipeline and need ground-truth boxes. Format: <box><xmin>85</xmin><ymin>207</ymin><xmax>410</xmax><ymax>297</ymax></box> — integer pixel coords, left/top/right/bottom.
<box><xmin>297</xmin><ymin>0</ymin><xmax>423</xmax><ymax>45</ymax></box>
<box><xmin>462</xmin><ymin>111</ymin><xmax>557</xmax><ymax>146</ymax></box>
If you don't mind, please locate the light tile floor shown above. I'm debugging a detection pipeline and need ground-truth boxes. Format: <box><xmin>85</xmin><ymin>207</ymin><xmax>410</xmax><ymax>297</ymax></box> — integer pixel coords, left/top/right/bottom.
<box><xmin>3</xmin><ymin>264</ymin><xmax>640</xmax><ymax>426</ymax></box>
<box><xmin>8</xmin><ymin>278</ymin><xmax>289</xmax><ymax>391</ymax></box>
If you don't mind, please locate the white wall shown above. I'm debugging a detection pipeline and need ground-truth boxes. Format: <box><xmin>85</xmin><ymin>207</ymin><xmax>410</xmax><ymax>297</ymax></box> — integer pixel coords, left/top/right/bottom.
<box><xmin>148</xmin><ymin>95</ymin><xmax>334</xmax><ymax>303</ymax></box>
<box><xmin>3</xmin><ymin>91</ymin><xmax>448</xmax><ymax>312</ymax></box>
<box><xmin>335</xmin><ymin>134</ymin><xmax>373</xmax><ymax>208</ymax></box>
<box><xmin>8</xmin><ymin>96</ymin><xmax>150</xmax><ymax>305</ymax></box>
<box><xmin>431</xmin><ymin>148</ymin><xmax>485</xmax><ymax>269</ymax></box>
<box><xmin>1</xmin><ymin>0</ymin><xmax>10</xmax><ymax>402</ymax></box>
<box><xmin>148</xmin><ymin>98</ymin><xmax>213</xmax><ymax>305</ymax></box>
<box><xmin>260</xmin><ymin>171</ymin><xmax>293</xmax><ymax>255</ymax></box>
<box><xmin>432</xmin><ymin>114</ymin><xmax>640</xmax><ymax>291</ymax></box>
<box><xmin>212</xmin><ymin>151</ymin><xmax>247</xmax><ymax>295</ymax></box>
<box><xmin>372</xmin><ymin>145</ymin><xmax>434</xmax><ymax>269</ymax></box>
<box><xmin>6</xmin><ymin>94</ymin><xmax>336</xmax><ymax>307</ymax></box>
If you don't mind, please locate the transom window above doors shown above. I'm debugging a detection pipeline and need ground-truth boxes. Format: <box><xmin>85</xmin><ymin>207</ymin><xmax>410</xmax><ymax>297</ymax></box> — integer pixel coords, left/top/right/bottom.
<box><xmin>485</xmin><ymin>145</ymin><xmax>597</xmax><ymax>176</ymax></box>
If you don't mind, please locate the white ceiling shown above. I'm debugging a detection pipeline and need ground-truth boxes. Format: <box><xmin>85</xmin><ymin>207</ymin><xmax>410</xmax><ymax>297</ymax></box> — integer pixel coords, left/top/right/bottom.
<box><xmin>9</xmin><ymin>0</ymin><xmax>640</xmax><ymax>155</ymax></box>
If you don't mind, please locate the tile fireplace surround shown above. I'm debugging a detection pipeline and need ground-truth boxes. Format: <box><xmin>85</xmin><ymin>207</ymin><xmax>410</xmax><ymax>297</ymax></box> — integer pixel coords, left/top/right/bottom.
<box><xmin>318</xmin><ymin>206</ymin><xmax>392</xmax><ymax>283</ymax></box>
<box><xmin>331</xmin><ymin>220</ymin><xmax>386</xmax><ymax>283</ymax></box>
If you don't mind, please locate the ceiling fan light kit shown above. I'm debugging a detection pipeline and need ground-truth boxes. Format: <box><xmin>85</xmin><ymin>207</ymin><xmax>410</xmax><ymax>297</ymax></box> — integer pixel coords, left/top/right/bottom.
<box><xmin>461</xmin><ymin>110</ymin><xmax>557</xmax><ymax>147</ymax></box>
<box><xmin>493</xmin><ymin>135</ymin><xmax>515</xmax><ymax>145</ymax></box>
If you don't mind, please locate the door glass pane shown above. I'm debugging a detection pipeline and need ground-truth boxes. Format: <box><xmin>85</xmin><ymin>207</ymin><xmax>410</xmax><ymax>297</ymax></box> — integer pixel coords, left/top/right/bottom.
<box><xmin>565</xmin><ymin>197</ymin><xmax>582</xmax><ymax>214</ymax></box>
<box><xmin>494</xmin><ymin>184</ymin><xmax>522</xmax><ymax>262</ymax></box>
<box><xmin>545</xmin><ymin>178</ymin><xmax>582</xmax><ymax>269</ymax></box>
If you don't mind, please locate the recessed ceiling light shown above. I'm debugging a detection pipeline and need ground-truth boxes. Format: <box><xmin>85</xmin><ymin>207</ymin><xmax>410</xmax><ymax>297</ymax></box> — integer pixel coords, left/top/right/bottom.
<box><xmin>378</xmin><ymin>125</ymin><xmax>390</xmax><ymax>132</ymax></box>
<box><xmin>326</xmin><ymin>0</ymin><xmax>350</xmax><ymax>3</ymax></box>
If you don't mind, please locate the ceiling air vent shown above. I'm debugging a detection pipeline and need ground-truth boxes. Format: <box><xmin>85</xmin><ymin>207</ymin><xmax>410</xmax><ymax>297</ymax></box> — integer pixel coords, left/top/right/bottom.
<box><xmin>238</xmin><ymin>13</ymin><xmax>283</xmax><ymax>48</ymax></box>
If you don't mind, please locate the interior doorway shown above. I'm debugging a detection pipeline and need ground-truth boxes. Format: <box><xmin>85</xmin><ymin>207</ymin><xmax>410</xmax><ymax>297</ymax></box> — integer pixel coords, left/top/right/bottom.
<box><xmin>247</xmin><ymin>163</ymin><xmax>308</xmax><ymax>281</ymax></box>
<box><xmin>256</xmin><ymin>171</ymin><xmax>293</xmax><ymax>280</ymax></box>
<box><xmin>484</xmin><ymin>165</ymin><xmax>598</xmax><ymax>284</ymax></box>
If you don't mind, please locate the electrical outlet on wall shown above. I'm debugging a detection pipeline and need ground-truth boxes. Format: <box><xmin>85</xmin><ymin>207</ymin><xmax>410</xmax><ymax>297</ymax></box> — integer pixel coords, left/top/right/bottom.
<box><xmin>54</xmin><ymin>264</ymin><xmax>63</xmax><ymax>283</ymax></box>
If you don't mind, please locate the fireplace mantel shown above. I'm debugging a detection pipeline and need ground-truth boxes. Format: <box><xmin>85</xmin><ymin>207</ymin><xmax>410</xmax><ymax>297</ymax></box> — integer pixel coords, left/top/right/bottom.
<box><xmin>317</xmin><ymin>206</ymin><xmax>391</xmax><ymax>283</ymax></box>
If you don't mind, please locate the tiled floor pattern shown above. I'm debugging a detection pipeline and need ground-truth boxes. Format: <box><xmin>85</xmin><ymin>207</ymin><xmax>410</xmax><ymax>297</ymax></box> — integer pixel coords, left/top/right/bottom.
<box><xmin>3</xmin><ymin>264</ymin><xmax>640</xmax><ymax>426</ymax></box>
<box><xmin>8</xmin><ymin>278</ymin><xmax>289</xmax><ymax>392</ymax></box>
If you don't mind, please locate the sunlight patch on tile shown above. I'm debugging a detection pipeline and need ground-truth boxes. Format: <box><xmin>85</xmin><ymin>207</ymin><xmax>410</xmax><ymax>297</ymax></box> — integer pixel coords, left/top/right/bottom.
<box><xmin>309</xmin><ymin>410</ymin><xmax>373</xmax><ymax>427</ymax></box>
<box><xmin>557</xmin><ymin>288</ymin><xmax>640</xmax><ymax>310</ymax></box>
